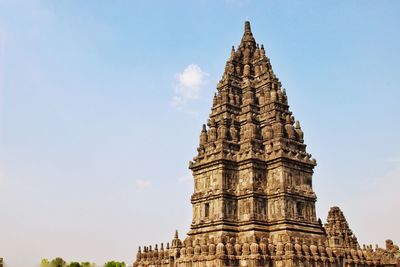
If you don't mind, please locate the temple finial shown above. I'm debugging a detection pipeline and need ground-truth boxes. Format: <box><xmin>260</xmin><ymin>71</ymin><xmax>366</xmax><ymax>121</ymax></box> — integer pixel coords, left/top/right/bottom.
<box><xmin>174</xmin><ymin>229</ymin><xmax>179</xmax><ymax>239</ymax></box>
<box><xmin>200</xmin><ymin>124</ymin><xmax>208</xmax><ymax>146</ymax></box>
<box><xmin>245</xmin><ymin>21</ymin><xmax>251</xmax><ymax>33</ymax></box>
<box><xmin>239</xmin><ymin>20</ymin><xmax>256</xmax><ymax>48</ymax></box>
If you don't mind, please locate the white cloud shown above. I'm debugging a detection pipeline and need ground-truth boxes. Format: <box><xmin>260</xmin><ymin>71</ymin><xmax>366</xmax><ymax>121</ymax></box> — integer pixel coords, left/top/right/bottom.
<box><xmin>171</xmin><ymin>64</ymin><xmax>208</xmax><ymax>109</ymax></box>
<box><xmin>135</xmin><ymin>179</ymin><xmax>152</xmax><ymax>188</ymax></box>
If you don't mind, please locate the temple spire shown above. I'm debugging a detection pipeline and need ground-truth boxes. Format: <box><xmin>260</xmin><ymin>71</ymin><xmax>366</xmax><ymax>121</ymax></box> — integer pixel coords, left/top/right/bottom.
<box><xmin>239</xmin><ymin>21</ymin><xmax>256</xmax><ymax>49</ymax></box>
<box><xmin>135</xmin><ymin>20</ymin><xmax>400</xmax><ymax>267</ymax></box>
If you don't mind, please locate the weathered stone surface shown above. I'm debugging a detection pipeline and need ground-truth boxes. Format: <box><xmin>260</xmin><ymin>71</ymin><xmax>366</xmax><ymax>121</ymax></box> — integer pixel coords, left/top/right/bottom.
<box><xmin>133</xmin><ymin>21</ymin><xmax>400</xmax><ymax>267</ymax></box>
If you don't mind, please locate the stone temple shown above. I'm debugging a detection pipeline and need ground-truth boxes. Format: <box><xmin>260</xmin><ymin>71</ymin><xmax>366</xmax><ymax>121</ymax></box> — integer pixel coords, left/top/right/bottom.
<box><xmin>133</xmin><ymin>22</ymin><xmax>400</xmax><ymax>267</ymax></box>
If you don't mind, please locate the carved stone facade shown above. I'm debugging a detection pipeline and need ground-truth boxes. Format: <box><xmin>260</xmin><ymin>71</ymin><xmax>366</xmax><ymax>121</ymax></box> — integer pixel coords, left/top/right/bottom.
<box><xmin>133</xmin><ymin>22</ymin><xmax>400</xmax><ymax>267</ymax></box>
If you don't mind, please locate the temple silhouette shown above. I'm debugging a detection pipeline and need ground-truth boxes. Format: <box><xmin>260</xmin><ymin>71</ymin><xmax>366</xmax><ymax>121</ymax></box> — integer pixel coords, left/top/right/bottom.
<box><xmin>133</xmin><ymin>21</ymin><xmax>399</xmax><ymax>267</ymax></box>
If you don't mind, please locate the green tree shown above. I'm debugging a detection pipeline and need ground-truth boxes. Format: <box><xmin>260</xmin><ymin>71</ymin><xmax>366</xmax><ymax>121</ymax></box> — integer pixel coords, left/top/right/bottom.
<box><xmin>68</xmin><ymin>262</ymin><xmax>81</xmax><ymax>267</ymax></box>
<box><xmin>51</xmin><ymin>257</ymin><xmax>66</xmax><ymax>267</ymax></box>
<box><xmin>104</xmin><ymin>261</ymin><xmax>125</xmax><ymax>267</ymax></box>
<box><xmin>41</xmin><ymin>259</ymin><xmax>50</xmax><ymax>267</ymax></box>
<box><xmin>81</xmin><ymin>262</ymin><xmax>96</xmax><ymax>267</ymax></box>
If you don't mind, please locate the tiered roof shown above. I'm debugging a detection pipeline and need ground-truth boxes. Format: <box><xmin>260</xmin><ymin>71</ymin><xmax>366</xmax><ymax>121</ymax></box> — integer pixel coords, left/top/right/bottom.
<box><xmin>191</xmin><ymin>21</ymin><xmax>315</xmax><ymax>169</ymax></box>
<box><xmin>325</xmin><ymin>206</ymin><xmax>359</xmax><ymax>249</ymax></box>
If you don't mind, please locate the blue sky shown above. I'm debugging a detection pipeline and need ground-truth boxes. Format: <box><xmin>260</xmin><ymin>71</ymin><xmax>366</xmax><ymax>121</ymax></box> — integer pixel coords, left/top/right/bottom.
<box><xmin>0</xmin><ymin>1</ymin><xmax>399</xmax><ymax>266</ymax></box>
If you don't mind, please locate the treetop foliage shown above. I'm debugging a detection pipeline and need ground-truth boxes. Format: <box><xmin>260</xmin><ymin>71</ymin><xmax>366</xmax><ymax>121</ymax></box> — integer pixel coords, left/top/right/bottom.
<box><xmin>40</xmin><ymin>258</ymin><xmax>100</xmax><ymax>267</ymax></box>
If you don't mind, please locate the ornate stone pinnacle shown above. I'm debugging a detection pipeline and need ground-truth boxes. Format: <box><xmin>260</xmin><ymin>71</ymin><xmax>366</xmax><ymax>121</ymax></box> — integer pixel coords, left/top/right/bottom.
<box><xmin>244</xmin><ymin>21</ymin><xmax>251</xmax><ymax>33</ymax></box>
<box><xmin>174</xmin><ymin>229</ymin><xmax>178</xmax><ymax>239</ymax></box>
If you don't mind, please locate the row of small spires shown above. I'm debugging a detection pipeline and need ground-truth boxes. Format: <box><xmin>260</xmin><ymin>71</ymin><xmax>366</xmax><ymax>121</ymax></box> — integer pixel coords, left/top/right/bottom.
<box><xmin>230</xmin><ymin>43</ymin><xmax>267</xmax><ymax>61</ymax></box>
<box><xmin>199</xmin><ymin>114</ymin><xmax>304</xmax><ymax>146</ymax></box>
<box><xmin>224</xmin><ymin>44</ymin><xmax>270</xmax><ymax>77</ymax></box>
<box><xmin>136</xmin><ymin>235</ymin><xmax>398</xmax><ymax>263</ymax></box>
<box><xmin>206</xmin><ymin>110</ymin><xmax>297</xmax><ymax>128</ymax></box>
<box><xmin>212</xmin><ymin>85</ymin><xmax>288</xmax><ymax>108</ymax></box>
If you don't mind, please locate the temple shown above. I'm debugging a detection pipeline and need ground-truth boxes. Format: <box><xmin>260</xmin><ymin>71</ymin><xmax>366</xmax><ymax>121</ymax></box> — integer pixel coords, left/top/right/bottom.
<box><xmin>133</xmin><ymin>21</ymin><xmax>400</xmax><ymax>267</ymax></box>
